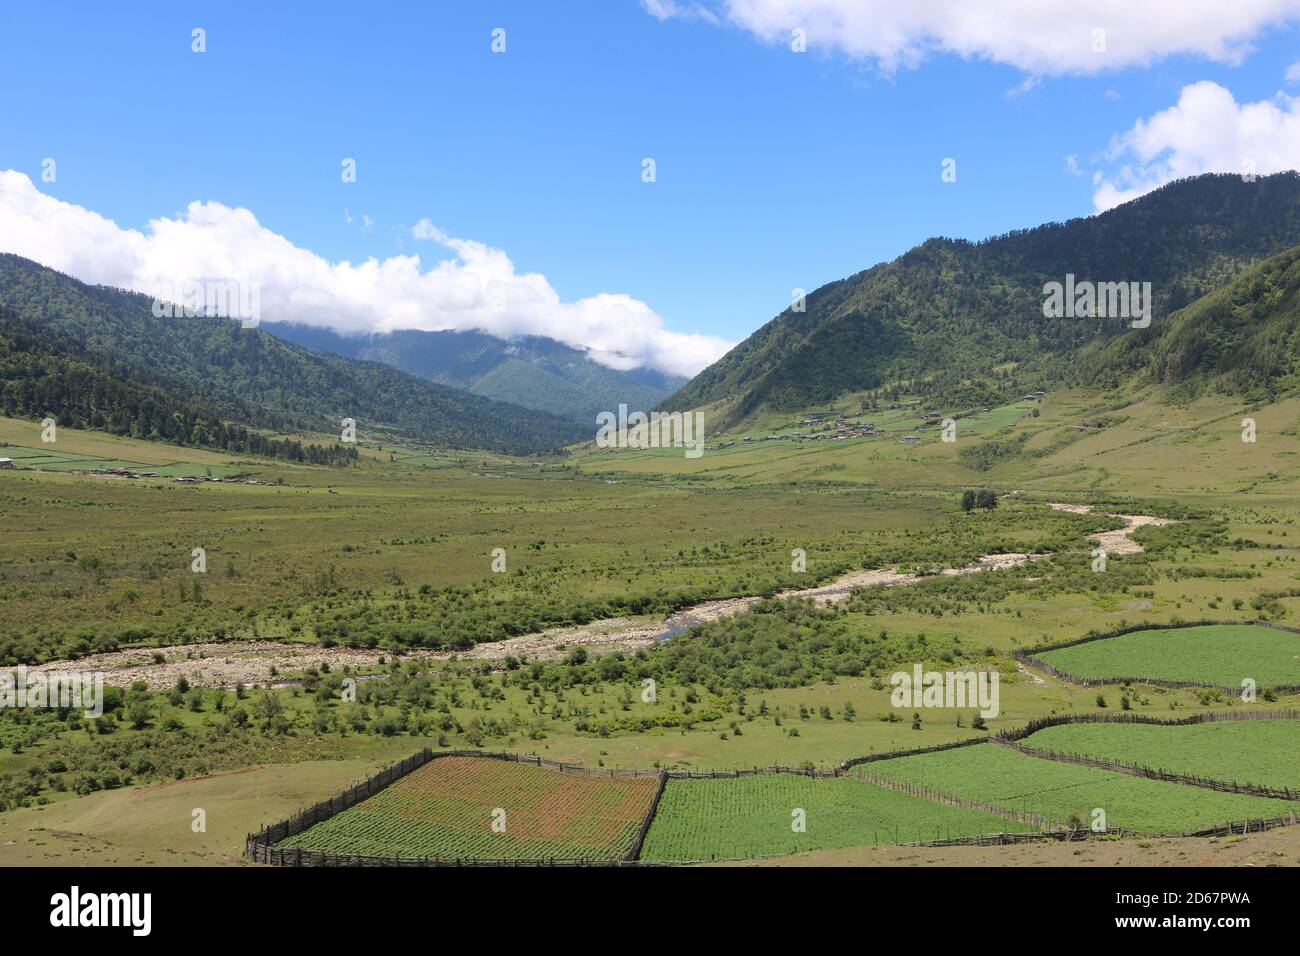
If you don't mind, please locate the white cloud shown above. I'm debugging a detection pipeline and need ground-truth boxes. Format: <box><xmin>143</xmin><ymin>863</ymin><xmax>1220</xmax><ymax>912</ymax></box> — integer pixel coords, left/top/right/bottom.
<box><xmin>0</xmin><ymin>172</ymin><xmax>731</xmax><ymax>378</ymax></box>
<box><xmin>641</xmin><ymin>0</ymin><xmax>721</xmax><ymax>25</ymax></box>
<box><xmin>411</xmin><ymin>217</ymin><xmax>440</xmax><ymax>241</ymax></box>
<box><xmin>1092</xmin><ymin>81</ymin><xmax>1300</xmax><ymax>210</ymax></box>
<box><xmin>1006</xmin><ymin>75</ymin><xmax>1042</xmax><ymax>97</ymax></box>
<box><xmin>1287</xmin><ymin>59</ymin><xmax>1300</xmax><ymax>83</ymax></box>
<box><xmin>648</xmin><ymin>0</ymin><xmax>1300</xmax><ymax>75</ymax></box>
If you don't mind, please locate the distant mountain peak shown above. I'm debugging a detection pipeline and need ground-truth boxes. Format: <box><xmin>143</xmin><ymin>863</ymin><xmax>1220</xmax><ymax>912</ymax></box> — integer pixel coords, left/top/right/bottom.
<box><xmin>261</xmin><ymin>323</ymin><xmax>686</xmax><ymax>423</ymax></box>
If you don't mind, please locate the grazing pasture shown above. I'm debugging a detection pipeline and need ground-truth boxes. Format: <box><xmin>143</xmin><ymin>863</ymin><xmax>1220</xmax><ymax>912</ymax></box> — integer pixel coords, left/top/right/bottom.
<box><xmin>638</xmin><ymin>773</ymin><xmax>1034</xmax><ymax>861</ymax></box>
<box><xmin>866</xmin><ymin>744</ymin><xmax>1296</xmax><ymax>833</ymax></box>
<box><xmin>1024</xmin><ymin>719</ymin><xmax>1300</xmax><ymax>792</ymax></box>
<box><xmin>1034</xmin><ymin>624</ymin><xmax>1300</xmax><ymax>688</ymax></box>
<box><xmin>277</xmin><ymin>756</ymin><xmax>659</xmax><ymax>861</ymax></box>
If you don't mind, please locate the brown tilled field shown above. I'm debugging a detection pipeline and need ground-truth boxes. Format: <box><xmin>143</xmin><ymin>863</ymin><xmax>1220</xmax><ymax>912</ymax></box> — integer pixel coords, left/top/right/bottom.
<box><xmin>278</xmin><ymin>757</ymin><xmax>660</xmax><ymax>861</ymax></box>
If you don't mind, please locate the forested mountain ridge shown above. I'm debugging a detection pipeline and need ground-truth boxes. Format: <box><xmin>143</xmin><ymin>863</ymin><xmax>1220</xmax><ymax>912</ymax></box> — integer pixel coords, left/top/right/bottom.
<box><xmin>0</xmin><ymin>308</ymin><xmax>359</xmax><ymax>464</ymax></box>
<box><xmin>0</xmin><ymin>254</ymin><xmax>588</xmax><ymax>455</ymax></box>
<box><xmin>663</xmin><ymin>172</ymin><xmax>1300</xmax><ymax>422</ymax></box>
<box><xmin>262</xmin><ymin>323</ymin><xmax>684</xmax><ymax>423</ymax></box>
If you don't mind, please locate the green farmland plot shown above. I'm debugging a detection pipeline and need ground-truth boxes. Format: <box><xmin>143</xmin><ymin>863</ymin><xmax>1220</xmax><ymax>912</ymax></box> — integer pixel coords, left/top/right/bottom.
<box><xmin>959</xmin><ymin>401</ymin><xmax>1036</xmax><ymax>434</ymax></box>
<box><xmin>0</xmin><ymin>446</ymin><xmax>68</xmax><ymax>460</ymax></box>
<box><xmin>1035</xmin><ymin>624</ymin><xmax>1300</xmax><ymax>688</ymax></box>
<box><xmin>1025</xmin><ymin>720</ymin><xmax>1300</xmax><ymax>792</ymax></box>
<box><xmin>867</xmin><ymin>743</ymin><xmax>1296</xmax><ymax>834</ymax></box>
<box><xmin>638</xmin><ymin>773</ymin><xmax>1034</xmax><ymax>861</ymax></box>
<box><xmin>0</xmin><ymin>438</ymin><xmax>246</xmax><ymax>477</ymax></box>
<box><xmin>0</xmin><ymin>448</ymin><xmax>104</xmax><ymax>467</ymax></box>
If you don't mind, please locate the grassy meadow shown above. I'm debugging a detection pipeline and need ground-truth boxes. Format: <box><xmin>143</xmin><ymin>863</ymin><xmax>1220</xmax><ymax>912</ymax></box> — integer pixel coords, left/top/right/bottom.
<box><xmin>2</xmin><ymin>376</ymin><xmax>1300</xmax><ymax>864</ymax></box>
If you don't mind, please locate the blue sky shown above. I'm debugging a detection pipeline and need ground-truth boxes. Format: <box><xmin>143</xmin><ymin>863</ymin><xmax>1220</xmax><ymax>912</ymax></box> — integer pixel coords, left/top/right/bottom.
<box><xmin>2</xmin><ymin>1</ymin><xmax>1300</xmax><ymax>374</ymax></box>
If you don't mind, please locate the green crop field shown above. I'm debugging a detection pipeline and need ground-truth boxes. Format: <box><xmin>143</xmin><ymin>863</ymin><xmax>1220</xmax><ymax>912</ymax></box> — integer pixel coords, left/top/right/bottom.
<box><xmin>866</xmin><ymin>743</ymin><xmax>1296</xmax><ymax>834</ymax></box>
<box><xmin>1025</xmin><ymin>719</ymin><xmax>1300</xmax><ymax>792</ymax></box>
<box><xmin>278</xmin><ymin>756</ymin><xmax>660</xmax><ymax>861</ymax></box>
<box><xmin>959</xmin><ymin>401</ymin><xmax>1036</xmax><ymax>434</ymax></box>
<box><xmin>638</xmin><ymin>773</ymin><xmax>1035</xmax><ymax>861</ymax></box>
<box><xmin>1035</xmin><ymin>624</ymin><xmax>1300</xmax><ymax>688</ymax></box>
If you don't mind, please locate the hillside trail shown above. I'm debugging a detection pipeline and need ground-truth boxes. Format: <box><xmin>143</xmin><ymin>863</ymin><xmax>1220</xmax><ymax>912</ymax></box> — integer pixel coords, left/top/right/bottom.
<box><xmin>21</xmin><ymin>504</ymin><xmax>1168</xmax><ymax>688</ymax></box>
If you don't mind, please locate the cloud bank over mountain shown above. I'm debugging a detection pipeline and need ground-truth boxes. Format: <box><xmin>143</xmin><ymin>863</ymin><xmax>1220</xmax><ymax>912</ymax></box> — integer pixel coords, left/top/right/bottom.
<box><xmin>0</xmin><ymin>171</ymin><xmax>731</xmax><ymax>378</ymax></box>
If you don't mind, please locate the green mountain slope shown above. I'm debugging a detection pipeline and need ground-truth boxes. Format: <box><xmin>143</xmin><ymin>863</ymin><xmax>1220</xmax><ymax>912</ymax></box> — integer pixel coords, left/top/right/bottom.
<box><xmin>0</xmin><ymin>308</ymin><xmax>357</xmax><ymax>464</ymax></box>
<box><xmin>261</xmin><ymin>323</ymin><xmax>684</xmax><ymax>422</ymax></box>
<box><xmin>1083</xmin><ymin>243</ymin><xmax>1300</xmax><ymax>402</ymax></box>
<box><xmin>665</xmin><ymin>172</ymin><xmax>1300</xmax><ymax>423</ymax></box>
<box><xmin>0</xmin><ymin>255</ymin><xmax>587</xmax><ymax>455</ymax></box>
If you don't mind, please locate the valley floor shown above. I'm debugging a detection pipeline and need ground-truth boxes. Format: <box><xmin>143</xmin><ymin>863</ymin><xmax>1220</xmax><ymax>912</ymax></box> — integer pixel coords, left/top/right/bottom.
<box><xmin>2</xmin><ymin>383</ymin><xmax>1300</xmax><ymax>867</ymax></box>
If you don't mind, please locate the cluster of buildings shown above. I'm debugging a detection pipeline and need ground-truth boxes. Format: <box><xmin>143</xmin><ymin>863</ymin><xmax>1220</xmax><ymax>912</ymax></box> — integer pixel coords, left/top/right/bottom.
<box><xmin>707</xmin><ymin>402</ymin><xmax>1013</xmax><ymax>451</ymax></box>
<box><xmin>171</xmin><ymin>475</ymin><xmax>268</xmax><ymax>485</ymax></box>
<box><xmin>799</xmin><ymin>414</ymin><xmax>888</xmax><ymax>441</ymax></box>
<box><xmin>56</xmin><ymin>467</ymin><xmax>268</xmax><ymax>485</ymax></box>
<box><xmin>711</xmin><ymin>416</ymin><xmax>893</xmax><ymax>450</ymax></box>
<box><xmin>94</xmin><ymin>467</ymin><xmax>159</xmax><ymax>479</ymax></box>
<box><xmin>0</xmin><ymin>460</ymin><xmax>264</xmax><ymax>486</ymax></box>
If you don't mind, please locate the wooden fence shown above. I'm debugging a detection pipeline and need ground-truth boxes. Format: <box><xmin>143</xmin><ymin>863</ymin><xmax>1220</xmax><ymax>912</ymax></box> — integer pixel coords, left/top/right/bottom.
<box><xmin>849</xmin><ymin>767</ymin><xmax>1056</xmax><ymax>832</ymax></box>
<box><xmin>839</xmin><ymin>734</ymin><xmax>990</xmax><ymax>771</ymax></box>
<box><xmin>665</xmin><ymin>765</ymin><xmax>839</xmax><ymax>780</ymax></box>
<box><xmin>998</xmin><ymin>709</ymin><xmax>1300</xmax><ymax>742</ymax></box>
<box><xmin>247</xmin><ymin>748</ymin><xmax>436</xmax><ymax>857</ymax></box>
<box><xmin>467</xmin><ymin>750</ymin><xmax>662</xmax><ymax>778</ymax></box>
<box><xmin>628</xmin><ymin>772</ymin><xmax>669</xmax><ymax>861</ymax></box>
<box><xmin>248</xmin><ymin>847</ymin><xmax>676</xmax><ymax>867</ymax></box>
<box><xmin>1183</xmin><ymin>815</ymin><xmax>1300</xmax><ymax>838</ymax></box>
<box><xmin>901</xmin><ymin>828</ymin><xmax>1125</xmax><ymax>848</ymax></box>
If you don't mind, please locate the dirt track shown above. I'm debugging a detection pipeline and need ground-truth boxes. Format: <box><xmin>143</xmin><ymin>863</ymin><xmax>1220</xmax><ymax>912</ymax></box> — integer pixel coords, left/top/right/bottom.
<box><xmin>719</xmin><ymin>828</ymin><xmax>1300</xmax><ymax>867</ymax></box>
